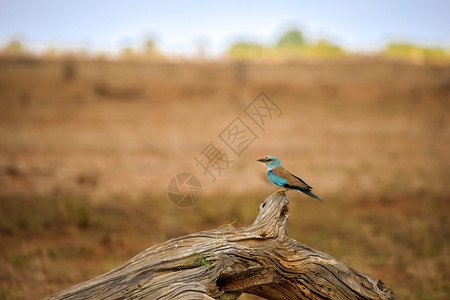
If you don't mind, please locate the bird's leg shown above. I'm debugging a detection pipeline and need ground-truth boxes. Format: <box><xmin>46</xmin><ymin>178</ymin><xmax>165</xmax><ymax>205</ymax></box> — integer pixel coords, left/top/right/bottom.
<box><xmin>276</xmin><ymin>188</ymin><xmax>289</xmax><ymax>194</ymax></box>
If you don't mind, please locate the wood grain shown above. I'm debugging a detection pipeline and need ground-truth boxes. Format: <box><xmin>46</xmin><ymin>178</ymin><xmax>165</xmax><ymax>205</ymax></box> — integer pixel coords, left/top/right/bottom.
<box><xmin>48</xmin><ymin>191</ymin><xmax>395</xmax><ymax>300</ymax></box>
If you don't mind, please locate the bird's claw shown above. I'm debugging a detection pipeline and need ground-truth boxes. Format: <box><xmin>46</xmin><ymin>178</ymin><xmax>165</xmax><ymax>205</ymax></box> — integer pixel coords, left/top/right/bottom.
<box><xmin>276</xmin><ymin>188</ymin><xmax>289</xmax><ymax>194</ymax></box>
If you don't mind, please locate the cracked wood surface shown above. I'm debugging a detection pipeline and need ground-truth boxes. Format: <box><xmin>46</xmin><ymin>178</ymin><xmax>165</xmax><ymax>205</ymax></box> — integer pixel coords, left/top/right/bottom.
<box><xmin>48</xmin><ymin>191</ymin><xmax>395</xmax><ymax>300</ymax></box>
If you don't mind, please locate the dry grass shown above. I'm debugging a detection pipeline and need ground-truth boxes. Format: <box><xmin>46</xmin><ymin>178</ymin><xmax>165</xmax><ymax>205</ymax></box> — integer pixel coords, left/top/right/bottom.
<box><xmin>0</xmin><ymin>57</ymin><xmax>449</xmax><ymax>299</ymax></box>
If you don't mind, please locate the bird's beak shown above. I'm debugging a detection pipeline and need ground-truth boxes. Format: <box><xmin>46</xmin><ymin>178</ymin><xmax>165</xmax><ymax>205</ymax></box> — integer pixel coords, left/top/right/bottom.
<box><xmin>257</xmin><ymin>158</ymin><xmax>266</xmax><ymax>163</ymax></box>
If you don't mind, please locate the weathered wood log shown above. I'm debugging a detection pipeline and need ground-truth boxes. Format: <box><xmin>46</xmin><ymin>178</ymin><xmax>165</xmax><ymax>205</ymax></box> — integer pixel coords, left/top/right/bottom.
<box><xmin>48</xmin><ymin>191</ymin><xmax>395</xmax><ymax>300</ymax></box>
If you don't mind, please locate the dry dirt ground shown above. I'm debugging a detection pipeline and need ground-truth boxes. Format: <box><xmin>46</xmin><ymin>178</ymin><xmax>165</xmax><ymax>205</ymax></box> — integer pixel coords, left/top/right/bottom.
<box><xmin>0</xmin><ymin>57</ymin><xmax>449</xmax><ymax>299</ymax></box>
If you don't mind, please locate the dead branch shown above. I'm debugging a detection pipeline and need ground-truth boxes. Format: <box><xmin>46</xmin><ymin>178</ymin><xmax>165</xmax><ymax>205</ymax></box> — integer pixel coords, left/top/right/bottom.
<box><xmin>48</xmin><ymin>191</ymin><xmax>395</xmax><ymax>300</ymax></box>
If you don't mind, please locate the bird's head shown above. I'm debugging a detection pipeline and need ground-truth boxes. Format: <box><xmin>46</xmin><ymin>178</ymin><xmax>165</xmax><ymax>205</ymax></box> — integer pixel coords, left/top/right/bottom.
<box><xmin>257</xmin><ymin>155</ymin><xmax>281</xmax><ymax>169</ymax></box>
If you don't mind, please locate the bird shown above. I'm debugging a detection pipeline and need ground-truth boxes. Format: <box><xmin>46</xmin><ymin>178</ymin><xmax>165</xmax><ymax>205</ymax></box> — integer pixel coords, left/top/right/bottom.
<box><xmin>257</xmin><ymin>155</ymin><xmax>321</xmax><ymax>201</ymax></box>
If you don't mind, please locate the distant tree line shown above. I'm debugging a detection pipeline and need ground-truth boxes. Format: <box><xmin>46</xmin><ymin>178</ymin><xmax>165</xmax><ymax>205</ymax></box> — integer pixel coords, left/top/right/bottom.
<box><xmin>0</xmin><ymin>38</ymin><xmax>165</xmax><ymax>61</ymax></box>
<box><xmin>228</xmin><ymin>29</ymin><xmax>344</xmax><ymax>60</ymax></box>
<box><xmin>1</xmin><ymin>29</ymin><xmax>449</xmax><ymax>63</ymax></box>
<box><xmin>381</xmin><ymin>42</ymin><xmax>449</xmax><ymax>64</ymax></box>
<box><xmin>227</xmin><ymin>29</ymin><xmax>450</xmax><ymax>62</ymax></box>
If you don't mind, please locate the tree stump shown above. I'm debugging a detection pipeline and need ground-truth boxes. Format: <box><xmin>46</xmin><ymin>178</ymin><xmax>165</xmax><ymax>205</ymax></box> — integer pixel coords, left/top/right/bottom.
<box><xmin>48</xmin><ymin>191</ymin><xmax>395</xmax><ymax>299</ymax></box>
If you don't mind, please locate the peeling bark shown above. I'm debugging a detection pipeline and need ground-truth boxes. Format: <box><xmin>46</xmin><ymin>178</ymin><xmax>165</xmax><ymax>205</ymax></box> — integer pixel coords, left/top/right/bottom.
<box><xmin>48</xmin><ymin>191</ymin><xmax>395</xmax><ymax>300</ymax></box>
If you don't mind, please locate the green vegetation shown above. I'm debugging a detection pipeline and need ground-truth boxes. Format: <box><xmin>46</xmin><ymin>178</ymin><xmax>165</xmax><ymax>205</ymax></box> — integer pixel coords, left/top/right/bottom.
<box><xmin>276</xmin><ymin>29</ymin><xmax>305</xmax><ymax>48</ymax></box>
<box><xmin>382</xmin><ymin>42</ymin><xmax>449</xmax><ymax>63</ymax></box>
<box><xmin>226</xmin><ymin>28</ymin><xmax>449</xmax><ymax>62</ymax></box>
<box><xmin>228</xmin><ymin>29</ymin><xmax>346</xmax><ymax>60</ymax></box>
<box><xmin>1</xmin><ymin>31</ymin><xmax>449</xmax><ymax>63</ymax></box>
<box><xmin>196</xmin><ymin>255</ymin><xmax>212</xmax><ymax>268</ymax></box>
<box><xmin>228</xmin><ymin>42</ymin><xmax>264</xmax><ymax>60</ymax></box>
<box><xmin>0</xmin><ymin>194</ymin><xmax>91</xmax><ymax>236</ymax></box>
<box><xmin>119</xmin><ymin>39</ymin><xmax>165</xmax><ymax>61</ymax></box>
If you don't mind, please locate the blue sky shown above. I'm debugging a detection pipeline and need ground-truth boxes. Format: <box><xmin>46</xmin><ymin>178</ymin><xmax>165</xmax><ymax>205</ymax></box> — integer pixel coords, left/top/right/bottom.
<box><xmin>0</xmin><ymin>0</ymin><xmax>449</xmax><ymax>57</ymax></box>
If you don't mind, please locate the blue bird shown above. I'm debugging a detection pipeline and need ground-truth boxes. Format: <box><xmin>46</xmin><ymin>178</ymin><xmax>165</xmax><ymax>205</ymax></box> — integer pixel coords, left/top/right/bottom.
<box><xmin>257</xmin><ymin>155</ymin><xmax>322</xmax><ymax>201</ymax></box>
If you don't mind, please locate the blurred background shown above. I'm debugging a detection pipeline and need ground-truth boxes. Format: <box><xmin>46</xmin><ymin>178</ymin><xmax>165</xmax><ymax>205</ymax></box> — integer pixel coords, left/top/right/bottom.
<box><xmin>0</xmin><ymin>1</ymin><xmax>449</xmax><ymax>299</ymax></box>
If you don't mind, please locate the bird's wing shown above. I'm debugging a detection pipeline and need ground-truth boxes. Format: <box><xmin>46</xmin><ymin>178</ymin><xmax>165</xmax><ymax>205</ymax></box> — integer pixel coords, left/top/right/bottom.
<box><xmin>267</xmin><ymin>169</ymin><xmax>287</xmax><ymax>186</ymax></box>
<box><xmin>271</xmin><ymin>166</ymin><xmax>312</xmax><ymax>191</ymax></box>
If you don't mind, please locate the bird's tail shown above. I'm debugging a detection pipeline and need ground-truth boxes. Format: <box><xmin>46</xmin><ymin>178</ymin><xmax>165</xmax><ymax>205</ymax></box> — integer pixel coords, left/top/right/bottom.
<box><xmin>302</xmin><ymin>191</ymin><xmax>322</xmax><ymax>201</ymax></box>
